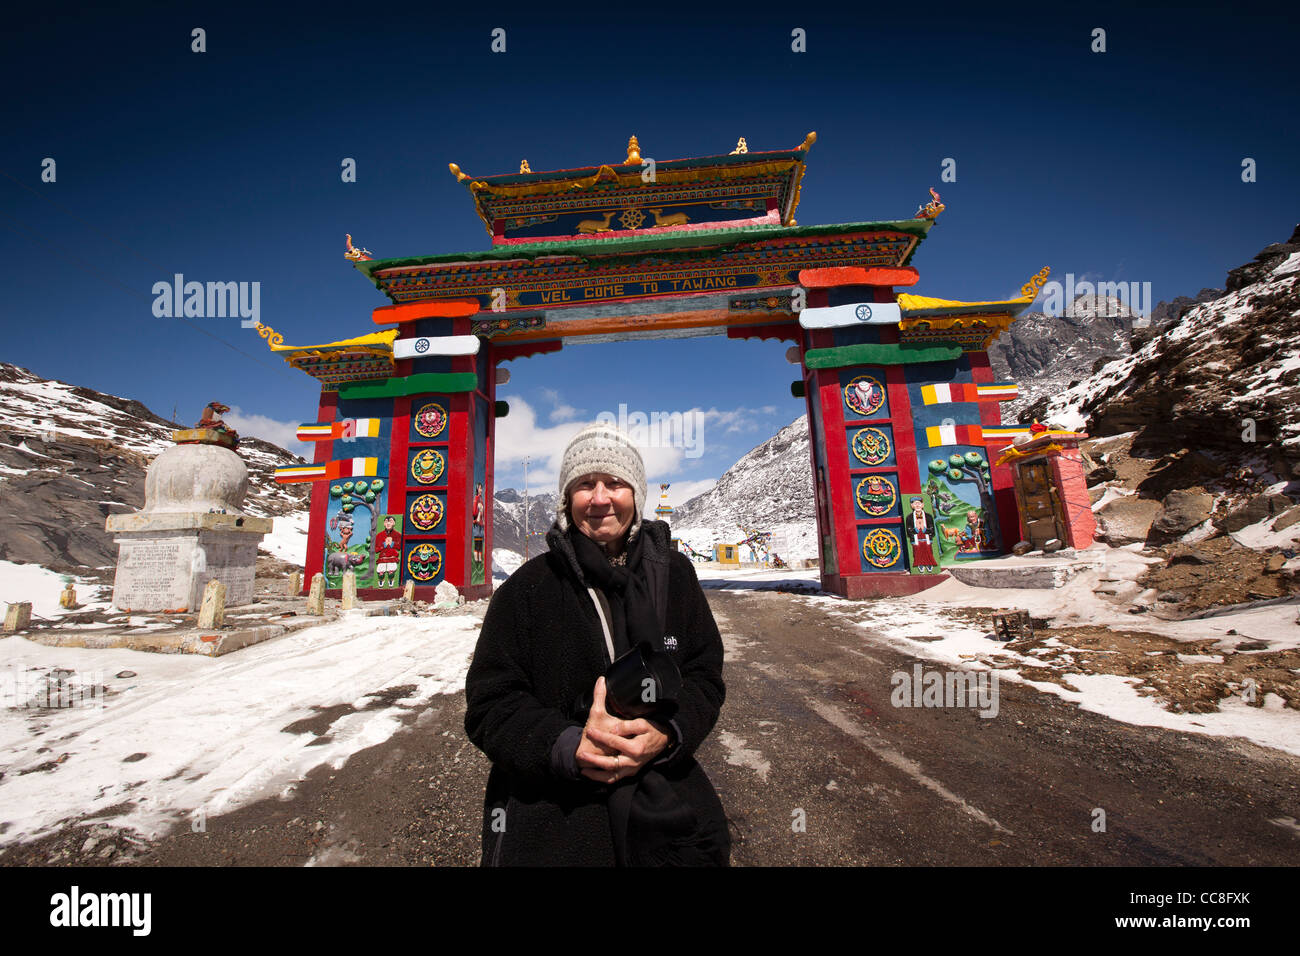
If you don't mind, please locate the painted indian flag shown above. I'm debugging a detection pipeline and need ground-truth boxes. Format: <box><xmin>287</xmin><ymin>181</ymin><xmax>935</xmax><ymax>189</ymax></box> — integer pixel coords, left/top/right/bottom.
<box><xmin>274</xmin><ymin>457</ymin><xmax>380</xmax><ymax>484</ymax></box>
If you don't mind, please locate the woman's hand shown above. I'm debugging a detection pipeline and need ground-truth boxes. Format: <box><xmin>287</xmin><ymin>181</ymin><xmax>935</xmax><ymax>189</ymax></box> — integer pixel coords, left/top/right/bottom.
<box><xmin>575</xmin><ymin>677</ymin><xmax>671</xmax><ymax>784</ymax></box>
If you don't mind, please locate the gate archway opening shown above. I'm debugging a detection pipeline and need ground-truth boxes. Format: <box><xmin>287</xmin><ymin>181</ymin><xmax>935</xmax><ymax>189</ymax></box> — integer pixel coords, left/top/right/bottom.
<box><xmin>269</xmin><ymin>133</ymin><xmax>1055</xmax><ymax>600</ymax></box>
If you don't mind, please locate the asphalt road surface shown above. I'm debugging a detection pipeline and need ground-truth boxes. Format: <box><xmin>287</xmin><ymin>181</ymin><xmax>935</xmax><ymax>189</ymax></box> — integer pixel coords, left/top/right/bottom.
<box><xmin>3</xmin><ymin>589</ymin><xmax>1298</xmax><ymax>867</ymax></box>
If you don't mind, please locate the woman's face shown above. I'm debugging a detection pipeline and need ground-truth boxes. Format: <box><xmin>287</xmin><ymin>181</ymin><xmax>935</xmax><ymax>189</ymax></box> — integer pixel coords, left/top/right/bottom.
<box><xmin>569</xmin><ymin>472</ymin><xmax>635</xmax><ymax>544</ymax></box>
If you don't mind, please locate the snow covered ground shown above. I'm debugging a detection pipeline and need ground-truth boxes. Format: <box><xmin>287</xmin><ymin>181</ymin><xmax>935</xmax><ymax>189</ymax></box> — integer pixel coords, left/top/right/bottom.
<box><xmin>258</xmin><ymin>510</ymin><xmax>309</xmax><ymax>565</ymax></box>
<box><xmin>0</xmin><ymin>609</ymin><xmax>482</xmax><ymax>847</ymax></box>
<box><xmin>0</xmin><ymin>561</ymin><xmax>112</xmax><ymax>622</ymax></box>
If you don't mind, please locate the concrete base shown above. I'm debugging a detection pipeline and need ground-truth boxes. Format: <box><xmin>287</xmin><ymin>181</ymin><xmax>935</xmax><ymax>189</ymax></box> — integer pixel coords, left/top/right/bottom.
<box><xmin>106</xmin><ymin>512</ymin><xmax>272</xmax><ymax>612</ymax></box>
<box><xmin>946</xmin><ymin>557</ymin><xmax>1088</xmax><ymax>589</ymax></box>
<box><xmin>20</xmin><ymin>615</ymin><xmax>327</xmax><ymax>656</ymax></box>
<box><xmin>319</xmin><ymin>584</ymin><xmax>495</xmax><ymax>603</ymax></box>
<box><xmin>822</xmin><ymin>571</ymin><xmax>950</xmax><ymax>599</ymax></box>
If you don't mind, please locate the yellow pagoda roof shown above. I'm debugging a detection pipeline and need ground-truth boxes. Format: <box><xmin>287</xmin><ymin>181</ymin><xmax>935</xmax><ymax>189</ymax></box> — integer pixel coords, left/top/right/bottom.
<box><xmin>896</xmin><ymin>293</ymin><xmax>1032</xmax><ymax>313</ymax></box>
<box><xmin>254</xmin><ymin>325</ymin><xmax>397</xmax><ymax>386</ymax></box>
<box><xmin>263</xmin><ymin>328</ymin><xmax>397</xmax><ymax>353</ymax></box>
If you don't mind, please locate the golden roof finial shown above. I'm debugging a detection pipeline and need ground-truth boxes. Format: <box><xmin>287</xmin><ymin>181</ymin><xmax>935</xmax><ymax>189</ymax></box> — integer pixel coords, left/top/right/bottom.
<box><xmin>1021</xmin><ymin>266</ymin><xmax>1052</xmax><ymax>299</ymax></box>
<box><xmin>449</xmin><ymin>162</ymin><xmax>470</xmax><ymax>182</ymax></box>
<box><xmin>519</xmin><ymin>159</ymin><xmax>531</xmax><ymax>173</ymax></box>
<box><xmin>799</xmin><ymin>131</ymin><xmax>817</xmax><ymax>152</ymax></box>
<box><xmin>730</xmin><ymin>137</ymin><xmax>748</xmax><ymax>155</ymax></box>
<box><xmin>626</xmin><ymin>135</ymin><xmax>642</xmax><ymax>165</ymax></box>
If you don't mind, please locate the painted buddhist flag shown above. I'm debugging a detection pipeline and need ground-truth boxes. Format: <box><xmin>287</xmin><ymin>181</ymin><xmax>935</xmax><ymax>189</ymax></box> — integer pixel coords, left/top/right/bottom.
<box><xmin>982</xmin><ymin>426</ymin><xmax>1027</xmax><ymax>443</ymax></box>
<box><xmin>975</xmin><ymin>382</ymin><xmax>1019</xmax><ymax>401</ymax></box>
<box><xmin>921</xmin><ymin>382</ymin><xmax>1019</xmax><ymax>404</ymax></box>
<box><xmin>295</xmin><ymin>419</ymin><xmax>382</xmax><ymax>442</ymax></box>
<box><xmin>274</xmin><ymin>457</ymin><xmax>380</xmax><ymax>484</ymax></box>
<box><xmin>924</xmin><ymin>424</ymin><xmax>983</xmax><ymax>448</ymax></box>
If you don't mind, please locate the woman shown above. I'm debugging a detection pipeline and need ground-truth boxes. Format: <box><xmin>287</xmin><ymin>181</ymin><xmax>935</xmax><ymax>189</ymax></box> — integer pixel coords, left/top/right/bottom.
<box><xmin>464</xmin><ymin>422</ymin><xmax>730</xmax><ymax>866</ymax></box>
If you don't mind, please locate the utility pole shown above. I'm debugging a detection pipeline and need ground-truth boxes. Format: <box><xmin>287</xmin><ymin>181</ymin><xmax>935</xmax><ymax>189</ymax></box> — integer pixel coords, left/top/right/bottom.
<box><xmin>523</xmin><ymin>456</ymin><xmax>530</xmax><ymax>559</ymax></box>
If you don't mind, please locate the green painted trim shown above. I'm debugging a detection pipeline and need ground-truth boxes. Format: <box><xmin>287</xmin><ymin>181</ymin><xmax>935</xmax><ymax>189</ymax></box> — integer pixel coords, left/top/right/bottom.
<box><xmin>803</xmin><ymin>343</ymin><xmax>962</xmax><ymax>369</ymax></box>
<box><xmin>353</xmin><ymin>219</ymin><xmax>933</xmax><ymax>281</ymax></box>
<box><xmin>338</xmin><ymin>372</ymin><xmax>478</xmax><ymax>399</ymax></box>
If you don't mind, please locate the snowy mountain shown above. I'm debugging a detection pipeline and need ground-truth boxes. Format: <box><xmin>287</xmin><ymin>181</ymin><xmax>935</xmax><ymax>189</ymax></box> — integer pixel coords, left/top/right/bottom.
<box><xmin>0</xmin><ymin>363</ymin><xmax>308</xmax><ymax>571</ymax></box>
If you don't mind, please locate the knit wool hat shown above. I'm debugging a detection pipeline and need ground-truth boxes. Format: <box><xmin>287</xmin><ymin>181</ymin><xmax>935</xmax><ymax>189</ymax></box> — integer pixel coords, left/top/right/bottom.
<box><xmin>555</xmin><ymin>422</ymin><xmax>647</xmax><ymax>539</ymax></box>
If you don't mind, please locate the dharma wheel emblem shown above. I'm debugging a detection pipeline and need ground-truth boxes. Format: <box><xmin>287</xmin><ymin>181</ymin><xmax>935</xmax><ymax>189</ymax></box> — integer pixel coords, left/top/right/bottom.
<box><xmin>619</xmin><ymin>207</ymin><xmax>645</xmax><ymax>230</ymax></box>
<box><xmin>855</xmin><ymin>304</ymin><xmax>873</xmax><ymax>322</ymax></box>
<box><xmin>861</xmin><ymin>528</ymin><xmax>901</xmax><ymax>569</ymax></box>
<box><xmin>414</xmin><ymin>337</ymin><xmax>430</xmax><ymax>354</ymax></box>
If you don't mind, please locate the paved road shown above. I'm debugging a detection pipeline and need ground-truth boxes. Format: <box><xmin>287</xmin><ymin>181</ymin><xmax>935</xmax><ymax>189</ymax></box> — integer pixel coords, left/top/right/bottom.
<box><xmin>3</xmin><ymin>589</ymin><xmax>1297</xmax><ymax>866</ymax></box>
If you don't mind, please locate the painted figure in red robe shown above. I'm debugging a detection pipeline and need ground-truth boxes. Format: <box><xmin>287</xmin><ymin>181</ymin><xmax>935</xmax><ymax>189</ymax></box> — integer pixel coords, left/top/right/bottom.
<box><xmin>905</xmin><ymin>497</ymin><xmax>939</xmax><ymax>572</ymax></box>
<box><xmin>375</xmin><ymin>515</ymin><xmax>403</xmax><ymax>587</ymax></box>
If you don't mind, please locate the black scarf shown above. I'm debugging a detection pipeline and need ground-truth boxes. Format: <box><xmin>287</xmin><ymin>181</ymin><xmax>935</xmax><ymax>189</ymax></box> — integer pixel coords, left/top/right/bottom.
<box><xmin>566</xmin><ymin>525</ymin><xmax>727</xmax><ymax>866</ymax></box>
<box><xmin>567</xmin><ymin>526</ymin><xmax>659</xmax><ymax>659</ymax></box>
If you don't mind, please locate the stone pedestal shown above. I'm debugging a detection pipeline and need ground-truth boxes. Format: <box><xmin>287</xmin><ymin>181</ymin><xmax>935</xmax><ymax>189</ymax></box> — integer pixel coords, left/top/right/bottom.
<box><xmin>106</xmin><ymin>439</ymin><xmax>272</xmax><ymax>613</ymax></box>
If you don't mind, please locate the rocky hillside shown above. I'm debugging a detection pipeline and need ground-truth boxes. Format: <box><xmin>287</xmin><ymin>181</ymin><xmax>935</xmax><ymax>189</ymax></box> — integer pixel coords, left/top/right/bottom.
<box><xmin>1033</xmin><ymin>226</ymin><xmax>1300</xmax><ymax>479</ymax></box>
<box><xmin>0</xmin><ymin>363</ymin><xmax>308</xmax><ymax>572</ymax></box>
<box><xmin>1027</xmin><ymin>227</ymin><xmax>1300</xmax><ymax>610</ymax></box>
<box><xmin>491</xmin><ymin>488</ymin><xmax>561</xmax><ymax>556</ymax></box>
<box><xmin>991</xmin><ymin>289</ymin><xmax>1223</xmax><ymax>421</ymax></box>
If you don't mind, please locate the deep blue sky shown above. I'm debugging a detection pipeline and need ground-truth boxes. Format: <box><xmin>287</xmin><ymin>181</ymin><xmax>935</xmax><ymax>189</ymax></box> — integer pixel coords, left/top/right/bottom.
<box><xmin>2</xmin><ymin>2</ymin><xmax>1295</xmax><ymax>504</ymax></box>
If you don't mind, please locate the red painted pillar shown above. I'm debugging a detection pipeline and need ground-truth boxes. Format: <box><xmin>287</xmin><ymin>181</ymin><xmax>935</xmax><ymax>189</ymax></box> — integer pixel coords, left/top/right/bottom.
<box><xmin>302</xmin><ymin>389</ymin><xmax>338</xmax><ymax>591</ymax></box>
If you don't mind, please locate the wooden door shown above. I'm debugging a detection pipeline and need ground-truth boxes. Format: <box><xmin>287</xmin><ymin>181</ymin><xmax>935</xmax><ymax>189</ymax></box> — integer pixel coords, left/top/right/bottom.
<box><xmin>1017</xmin><ymin>460</ymin><xmax>1063</xmax><ymax>546</ymax></box>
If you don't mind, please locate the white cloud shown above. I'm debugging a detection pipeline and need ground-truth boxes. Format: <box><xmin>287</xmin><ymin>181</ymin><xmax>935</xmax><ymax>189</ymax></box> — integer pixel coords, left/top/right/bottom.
<box><xmin>224</xmin><ymin>406</ymin><xmax>310</xmax><ymax>457</ymax></box>
<box><xmin>550</xmin><ymin>404</ymin><xmax>579</xmax><ymax>422</ymax></box>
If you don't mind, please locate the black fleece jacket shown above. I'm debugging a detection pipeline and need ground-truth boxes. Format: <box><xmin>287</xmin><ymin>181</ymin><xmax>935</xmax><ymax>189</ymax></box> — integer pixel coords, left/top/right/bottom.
<box><xmin>463</xmin><ymin>519</ymin><xmax>728</xmax><ymax>866</ymax></box>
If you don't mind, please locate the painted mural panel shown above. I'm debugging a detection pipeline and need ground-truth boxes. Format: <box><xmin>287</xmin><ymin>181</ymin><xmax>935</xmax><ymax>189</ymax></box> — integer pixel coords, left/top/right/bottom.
<box><xmin>373</xmin><ymin>514</ymin><xmax>404</xmax><ymax>588</ymax></box>
<box><xmin>471</xmin><ymin>393</ymin><xmax>489</xmax><ymax>585</ymax></box>
<box><xmin>318</xmin><ymin>398</ymin><xmax>394</xmax><ymax>589</ymax></box>
<box><xmin>921</xmin><ymin>447</ymin><xmax>1001</xmax><ymax>564</ymax></box>
<box><xmin>323</xmin><ymin>478</ymin><xmax>390</xmax><ymax>588</ymax></box>
<box><xmin>903</xmin><ymin>492</ymin><xmax>941</xmax><ymax>574</ymax></box>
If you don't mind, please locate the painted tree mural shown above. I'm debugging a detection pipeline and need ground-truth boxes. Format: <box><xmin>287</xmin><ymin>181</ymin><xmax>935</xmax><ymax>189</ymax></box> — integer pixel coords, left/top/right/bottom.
<box><xmin>328</xmin><ymin>478</ymin><xmax>385</xmax><ymax>585</ymax></box>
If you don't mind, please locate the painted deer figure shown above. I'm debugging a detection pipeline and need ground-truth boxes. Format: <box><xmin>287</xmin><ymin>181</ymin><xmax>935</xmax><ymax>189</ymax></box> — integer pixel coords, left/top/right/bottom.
<box><xmin>649</xmin><ymin>207</ymin><xmax>690</xmax><ymax>228</ymax></box>
<box><xmin>576</xmin><ymin>211</ymin><xmax>616</xmax><ymax>234</ymax></box>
